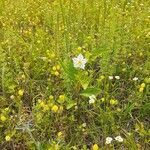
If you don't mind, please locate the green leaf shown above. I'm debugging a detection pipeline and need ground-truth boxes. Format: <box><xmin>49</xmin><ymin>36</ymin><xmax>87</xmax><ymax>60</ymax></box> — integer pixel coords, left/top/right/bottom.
<box><xmin>66</xmin><ymin>101</ymin><xmax>76</xmax><ymax>110</ymax></box>
<box><xmin>76</xmin><ymin>71</ymin><xmax>90</xmax><ymax>90</ymax></box>
<box><xmin>80</xmin><ymin>87</ymin><xmax>101</xmax><ymax>97</ymax></box>
<box><xmin>60</xmin><ymin>59</ymin><xmax>77</xmax><ymax>81</ymax></box>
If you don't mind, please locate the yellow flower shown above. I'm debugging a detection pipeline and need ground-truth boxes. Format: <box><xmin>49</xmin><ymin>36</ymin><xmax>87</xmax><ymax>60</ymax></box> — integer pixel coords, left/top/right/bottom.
<box><xmin>139</xmin><ymin>52</ymin><xmax>143</xmax><ymax>56</ymax></box>
<box><xmin>140</xmin><ymin>83</ymin><xmax>145</xmax><ymax>88</ymax></box>
<box><xmin>21</xmin><ymin>74</ymin><xmax>26</xmax><ymax>79</ymax></box>
<box><xmin>51</xmin><ymin>105</ymin><xmax>59</xmax><ymax>113</ymax></box>
<box><xmin>54</xmin><ymin>71</ymin><xmax>59</xmax><ymax>76</ymax></box>
<box><xmin>1</xmin><ymin>115</ymin><xmax>6</xmax><ymax>122</ymax></box>
<box><xmin>49</xmin><ymin>95</ymin><xmax>54</xmax><ymax>100</ymax></box>
<box><xmin>110</xmin><ymin>99</ymin><xmax>118</xmax><ymax>105</ymax></box>
<box><xmin>58</xmin><ymin>95</ymin><xmax>65</xmax><ymax>103</ymax></box>
<box><xmin>56</xmin><ymin>65</ymin><xmax>60</xmax><ymax>70</ymax></box>
<box><xmin>122</xmin><ymin>68</ymin><xmax>126</xmax><ymax>72</ymax></box>
<box><xmin>57</xmin><ymin>131</ymin><xmax>63</xmax><ymax>137</ymax></box>
<box><xmin>18</xmin><ymin>89</ymin><xmax>24</xmax><ymax>96</ymax></box>
<box><xmin>39</xmin><ymin>101</ymin><xmax>45</xmax><ymax>107</ymax></box>
<box><xmin>92</xmin><ymin>144</ymin><xmax>99</xmax><ymax>150</ymax></box>
<box><xmin>43</xmin><ymin>104</ymin><xmax>49</xmax><ymax>112</ymax></box>
<box><xmin>50</xmin><ymin>53</ymin><xmax>56</xmax><ymax>58</ymax></box>
<box><xmin>100</xmin><ymin>75</ymin><xmax>105</xmax><ymax>80</ymax></box>
<box><xmin>101</xmin><ymin>98</ymin><xmax>105</xmax><ymax>102</ymax></box>
<box><xmin>52</xmin><ymin>66</ymin><xmax>57</xmax><ymax>71</ymax></box>
<box><xmin>139</xmin><ymin>87</ymin><xmax>144</xmax><ymax>92</ymax></box>
<box><xmin>77</xmin><ymin>47</ymin><xmax>82</xmax><ymax>52</ymax></box>
<box><xmin>5</xmin><ymin>135</ymin><xmax>11</xmax><ymax>141</ymax></box>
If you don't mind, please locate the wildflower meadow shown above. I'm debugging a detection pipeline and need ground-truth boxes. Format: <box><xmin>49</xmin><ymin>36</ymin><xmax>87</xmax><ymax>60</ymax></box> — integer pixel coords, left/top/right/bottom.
<box><xmin>0</xmin><ymin>0</ymin><xmax>149</xmax><ymax>149</ymax></box>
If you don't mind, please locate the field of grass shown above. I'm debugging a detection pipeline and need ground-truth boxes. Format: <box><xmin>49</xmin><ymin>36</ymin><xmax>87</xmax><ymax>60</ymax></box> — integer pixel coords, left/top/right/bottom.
<box><xmin>0</xmin><ymin>0</ymin><xmax>149</xmax><ymax>149</ymax></box>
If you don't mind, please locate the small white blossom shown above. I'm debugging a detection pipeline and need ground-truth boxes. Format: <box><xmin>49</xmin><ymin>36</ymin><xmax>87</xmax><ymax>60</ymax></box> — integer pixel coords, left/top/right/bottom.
<box><xmin>89</xmin><ymin>95</ymin><xmax>96</xmax><ymax>104</ymax></box>
<box><xmin>72</xmin><ymin>54</ymin><xmax>87</xmax><ymax>69</ymax></box>
<box><xmin>105</xmin><ymin>137</ymin><xmax>113</xmax><ymax>144</ymax></box>
<box><xmin>133</xmin><ymin>77</ymin><xmax>138</xmax><ymax>81</ymax></box>
<box><xmin>109</xmin><ymin>76</ymin><xmax>113</xmax><ymax>80</ymax></box>
<box><xmin>82</xmin><ymin>123</ymin><xmax>86</xmax><ymax>127</ymax></box>
<box><xmin>115</xmin><ymin>136</ymin><xmax>123</xmax><ymax>142</ymax></box>
<box><xmin>115</xmin><ymin>76</ymin><xmax>120</xmax><ymax>79</ymax></box>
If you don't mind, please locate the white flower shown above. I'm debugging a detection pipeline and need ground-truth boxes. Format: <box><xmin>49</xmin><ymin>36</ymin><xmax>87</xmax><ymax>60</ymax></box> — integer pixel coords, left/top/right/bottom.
<box><xmin>109</xmin><ymin>76</ymin><xmax>113</xmax><ymax>80</ymax></box>
<box><xmin>105</xmin><ymin>137</ymin><xmax>113</xmax><ymax>144</ymax></box>
<box><xmin>89</xmin><ymin>95</ymin><xmax>96</xmax><ymax>104</ymax></box>
<box><xmin>82</xmin><ymin>123</ymin><xmax>86</xmax><ymax>127</ymax></box>
<box><xmin>72</xmin><ymin>54</ymin><xmax>87</xmax><ymax>69</ymax></box>
<box><xmin>133</xmin><ymin>77</ymin><xmax>138</xmax><ymax>81</ymax></box>
<box><xmin>115</xmin><ymin>76</ymin><xmax>120</xmax><ymax>79</ymax></box>
<box><xmin>115</xmin><ymin>136</ymin><xmax>123</xmax><ymax>142</ymax></box>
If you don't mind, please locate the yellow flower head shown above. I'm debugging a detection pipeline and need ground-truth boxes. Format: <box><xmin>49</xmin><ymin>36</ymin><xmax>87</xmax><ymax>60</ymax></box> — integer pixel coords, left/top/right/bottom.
<box><xmin>18</xmin><ymin>89</ymin><xmax>24</xmax><ymax>96</ymax></box>
<box><xmin>92</xmin><ymin>144</ymin><xmax>99</xmax><ymax>150</ymax></box>
<box><xmin>21</xmin><ymin>74</ymin><xmax>26</xmax><ymax>79</ymax></box>
<box><xmin>52</xmin><ymin>66</ymin><xmax>57</xmax><ymax>71</ymax></box>
<box><xmin>110</xmin><ymin>99</ymin><xmax>118</xmax><ymax>105</ymax></box>
<box><xmin>77</xmin><ymin>47</ymin><xmax>82</xmax><ymax>52</ymax></box>
<box><xmin>56</xmin><ymin>65</ymin><xmax>60</xmax><ymax>70</ymax></box>
<box><xmin>101</xmin><ymin>98</ymin><xmax>105</xmax><ymax>102</ymax></box>
<box><xmin>139</xmin><ymin>87</ymin><xmax>144</xmax><ymax>92</ymax></box>
<box><xmin>51</xmin><ymin>105</ymin><xmax>59</xmax><ymax>113</ymax></box>
<box><xmin>54</xmin><ymin>71</ymin><xmax>59</xmax><ymax>76</ymax></box>
<box><xmin>49</xmin><ymin>95</ymin><xmax>54</xmax><ymax>100</ymax></box>
<box><xmin>43</xmin><ymin>104</ymin><xmax>49</xmax><ymax>112</ymax></box>
<box><xmin>58</xmin><ymin>95</ymin><xmax>65</xmax><ymax>103</ymax></box>
<box><xmin>100</xmin><ymin>75</ymin><xmax>105</xmax><ymax>80</ymax></box>
<box><xmin>5</xmin><ymin>135</ymin><xmax>11</xmax><ymax>141</ymax></box>
<box><xmin>1</xmin><ymin>115</ymin><xmax>7</xmax><ymax>122</ymax></box>
<box><xmin>140</xmin><ymin>83</ymin><xmax>145</xmax><ymax>88</ymax></box>
<box><xmin>50</xmin><ymin>53</ymin><xmax>56</xmax><ymax>58</ymax></box>
<box><xmin>57</xmin><ymin>131</ymin><xmax>63</xmax><ymax>137</ymax></box>
<box><xmin>39</xmin><ymin>101</ymin><xmax>45</xmax><ymax>108</ymax></box>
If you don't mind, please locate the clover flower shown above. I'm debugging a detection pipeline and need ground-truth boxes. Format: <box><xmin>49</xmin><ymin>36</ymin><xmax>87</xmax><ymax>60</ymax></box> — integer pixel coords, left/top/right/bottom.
<box><xmin>133</xmin><ymin>77</ymin><xmax>138</xmax><ymax>81</ymax></box>
<box><xmin>105</xmin><ymin>137</ymin><xmax>113</xmax><ymax>144</ymax></box>
<box><xmin>109</xmin><ymin>76</ymin><xmax>113</xmax><ymax>80</ymax></box>
<box><xmin>82</xmin><ymin>123</ymin><xmax>87</xmax><ymax>127</ymax></box>
<box><xmin>72</xmin><ymin>54</ymin><xmax>87</xmax><ymax>69</ymax></box>
<box><xmin>89</xmin><ymin>95</ymin><xmax>96</xmax><ymax>104</ymax></box>
<box><xmin>115</xmin><ymin>76</ymin><xmax>120</xmax><ymax>79</ymax></box>
<box><xmin>115</xmin><ymin>135</ymin><xmax>123</xmax><ymax>142</ymax></box>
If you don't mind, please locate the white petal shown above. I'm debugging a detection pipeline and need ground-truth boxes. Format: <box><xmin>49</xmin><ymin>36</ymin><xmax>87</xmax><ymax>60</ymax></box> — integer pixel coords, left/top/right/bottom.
<box><xmin>109</xmin><ymin>76</ymin><xmax>113</xmax><ymax>80</ymax></box>
<box><xmin>82</xmin><ymin>58</ymin><xmax>87</xmax><ymax>64</ymax></box>
<box><xmin>79</xmin><ymin>63</ymin><xmax>85</xmax><ymax>69</ymax></box>
<box><xmin>77</xmin><ymin>54</ymin><xmax>84</xmax><ymax>60</ymax></box>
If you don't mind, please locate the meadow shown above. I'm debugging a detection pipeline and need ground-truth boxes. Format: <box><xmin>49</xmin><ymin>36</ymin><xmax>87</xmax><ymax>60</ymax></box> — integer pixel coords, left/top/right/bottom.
<box><xmin>0</xmin><ymin>0</ymin><xmax>149</xmax><ymax>149</ymax></box>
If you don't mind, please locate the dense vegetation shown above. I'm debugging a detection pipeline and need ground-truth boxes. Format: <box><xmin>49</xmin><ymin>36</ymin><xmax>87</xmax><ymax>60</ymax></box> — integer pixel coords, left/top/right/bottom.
<box><xmin>0</xmin><ymin>0</ymin><xmax>149</xmax><ymax>149</ymax></box>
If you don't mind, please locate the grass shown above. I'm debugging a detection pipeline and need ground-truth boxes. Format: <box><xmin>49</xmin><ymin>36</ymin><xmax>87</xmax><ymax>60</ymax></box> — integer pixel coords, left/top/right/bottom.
<box><xmin>0</xmin><ymin>0</ymin><xmax>149</xmax><ymax>149</ymax></box>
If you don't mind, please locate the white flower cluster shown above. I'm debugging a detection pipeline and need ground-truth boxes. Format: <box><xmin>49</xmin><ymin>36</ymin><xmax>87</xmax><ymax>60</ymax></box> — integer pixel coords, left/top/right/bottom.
<box><xmin>105</xmin><ymin>136</ymin><xmax>123</xmax><ymax>144</ymax></box>
<box><xmin>109</xmin><ymin>76</ymin><xmax>139</xmax><ymax>81</ymax></box>
<box><xmin>89</xmin><ymin>95</ymin><xmax>96</xmax><ymax>104</ymax></box>
<box><xmin>108</xmin><ymin>76</ymin><xmax>120</xmax><ymax>80</ymax></box>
